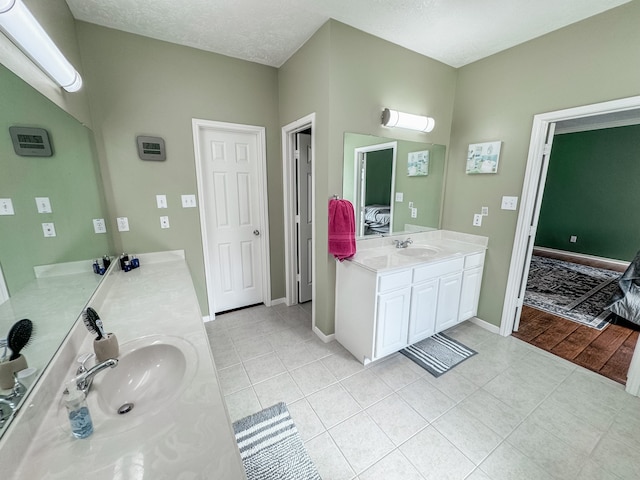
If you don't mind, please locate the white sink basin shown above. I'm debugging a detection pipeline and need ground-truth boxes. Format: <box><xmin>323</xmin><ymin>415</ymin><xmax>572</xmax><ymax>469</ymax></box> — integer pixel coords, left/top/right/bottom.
<box><xmin>395</xmin><ymin>246</ymin><xmax>440</xmax><ymax>257</ymax></box>
<box><xmin>94</xmin><ymin>335</ymin><xmax>197</xmax><ymax>418</ymax></box>
<box><xmin>58</xmin><ymin>335</ymin><xmax>197</xmax><ymax>436</ymax></box>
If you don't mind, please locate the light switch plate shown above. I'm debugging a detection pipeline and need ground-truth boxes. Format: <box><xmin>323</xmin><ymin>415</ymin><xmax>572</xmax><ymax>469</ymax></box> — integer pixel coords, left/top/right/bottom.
<box><xmin>181</xmin><ymin>194</ymin><xmax>197</xmax><ymax>208</ymax></box>
<box><xmin>156</xmin><ymin>194</ymin><xmax>167</xmax><ymax>209</ymax></box>
<box><xmin>501</xmin><ymin>196</ymin><xmax>518</xmax><ymax>211</ymax></box>
<box><xmin>410</xmin><ymin>207</ymin><xmax>417</xmax><ymax>218</ymax></box>
<box><xmin>35</xmin><ymin>197</ymin><xmax>52</xmax><ymax>213</ymax></box>
<box><xmin>93</xmin><ymin>218</ymin><xmax>107</xmax><ymax>234</ymax></box>
<box><xmin>160</xmin><ymin>216</ymin><xmax>170</xmax><ymax>229</ymax></box>
<box><xmin>473</xmin><ymin>214</ymin><xmax>483</xmax><ymax>226</ymax></box>
<box><xmin>117</xmin><ymin>217</ymin><xmax>130</xmax><ymax>232</ymax></box>
<box><xmin>481</xmin><ymin>206</ymin><xmax>489</xmax><ymax>216</ymax></box>
<box><xmin>0</xmin><ymin>198</ymin><xmax>14</xmax><ymax>215</ymax></box>
<box><xmin>395</xmin><ymin>192</ymin><xmax>403</xmax><ymax>202</ymax></box>
<box><xmin>42</xmin><ymin>222</ymin><xmax>56</xmax><ymax>237</ymax></box>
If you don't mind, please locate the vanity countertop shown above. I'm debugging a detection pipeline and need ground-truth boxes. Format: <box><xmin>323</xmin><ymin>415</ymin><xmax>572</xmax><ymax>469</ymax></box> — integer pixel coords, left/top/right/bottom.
<box><xmin>8</xmin><ymin>252</ymin><xmax>246</xmax><ymax>479</ymax></box>
<box><xmin>349</xmin><ymin>229</ymin><xmax>488</xmax><ymax>273</ymax></box>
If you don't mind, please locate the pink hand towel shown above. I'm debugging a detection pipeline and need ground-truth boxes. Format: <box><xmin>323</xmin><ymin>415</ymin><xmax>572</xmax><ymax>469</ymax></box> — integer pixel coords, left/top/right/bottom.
<box><xmin>328</xmin><ymin>199</ymin><xmax>356</xmax><ymax>261</ymax></box>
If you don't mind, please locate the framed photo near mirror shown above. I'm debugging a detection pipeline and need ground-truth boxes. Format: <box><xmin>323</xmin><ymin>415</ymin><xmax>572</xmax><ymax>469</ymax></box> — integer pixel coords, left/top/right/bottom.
<box><xmin>466</xmin><ymin>141</ymin><xmax>501</xmax><ymax>174</ymax></box>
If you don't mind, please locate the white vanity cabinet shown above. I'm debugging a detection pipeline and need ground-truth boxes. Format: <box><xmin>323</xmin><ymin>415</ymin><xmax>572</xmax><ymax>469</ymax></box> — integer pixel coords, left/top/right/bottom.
<box><xmin>335</xmin><ymin>250</ymin><xmax>485</xmax><ymax>364</ymax></box>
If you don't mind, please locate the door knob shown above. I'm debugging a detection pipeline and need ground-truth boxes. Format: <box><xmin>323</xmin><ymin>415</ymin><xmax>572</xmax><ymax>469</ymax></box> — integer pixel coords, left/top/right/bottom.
<box><xmin>253</xmin><ymin>230</ymin><xmax>260</xmax><ymax>236</ymax></box>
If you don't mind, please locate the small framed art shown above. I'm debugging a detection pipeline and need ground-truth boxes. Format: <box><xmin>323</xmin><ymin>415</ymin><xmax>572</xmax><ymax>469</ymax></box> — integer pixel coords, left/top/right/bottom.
<box><xmin>466</xmin><ymin>141</ymin><xmax>501</xmax><ymax>174</ymax></box>
<box><xmin>407</xmin><ymin>150</ymin><xmax>429</xmax><ymax>176</ymax></box>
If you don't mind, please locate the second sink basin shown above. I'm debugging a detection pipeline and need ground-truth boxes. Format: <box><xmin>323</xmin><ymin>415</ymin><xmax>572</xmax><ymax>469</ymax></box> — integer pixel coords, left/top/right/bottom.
<box><xmin>395</xmin><ymin>246</ymin><xmax>440</xmax><ymax>257</ymax></box>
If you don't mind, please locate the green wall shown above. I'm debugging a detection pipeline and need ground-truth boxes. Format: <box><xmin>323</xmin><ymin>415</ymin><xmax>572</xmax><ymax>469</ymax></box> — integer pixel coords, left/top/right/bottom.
<box><xmin>536</xmin><ymin>125</ymin><xmax>640</xmax><ymax>261</ymax></box>
<box><xmin>75</xmin><ymin>23</ymin><xmax>282</xmax><ymax>316</ymax></box>
<box><xmin>280</xmin><ymin>21</ymin><xmax>457</xmax><ymax>334</ymax></box>
<box><xmin>0</xmin><ymin>64</ymin><xmax>111</xmax><ymax>294</ymax></box>
<box><xmin>444</xmin><ymin>1</ymin><xmax>640</xmax><ymax>327</ymax></box>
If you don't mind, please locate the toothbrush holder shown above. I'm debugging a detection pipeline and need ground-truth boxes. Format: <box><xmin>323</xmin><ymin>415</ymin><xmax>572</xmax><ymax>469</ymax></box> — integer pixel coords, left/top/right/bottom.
<box><xmin>93</xmin><ymin>333</ymin><xmax>119</xmax><ymax>363</ymax></box>
<box><xmin>0</xmin><ymin>354</ymin><xmax>28</xmax><ymax>390</ymax></box>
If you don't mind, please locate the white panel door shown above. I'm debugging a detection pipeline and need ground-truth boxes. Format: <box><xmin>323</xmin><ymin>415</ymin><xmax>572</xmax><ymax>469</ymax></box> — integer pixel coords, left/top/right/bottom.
<box><xmin>201</xmin><ymin>128</ymin><xmax>263</xmax><ymax>313</ymax></box>
<box><xmin>296</xmin><ymin>132</ymin><xmax>312</xmax><ymax>303</ymax></box>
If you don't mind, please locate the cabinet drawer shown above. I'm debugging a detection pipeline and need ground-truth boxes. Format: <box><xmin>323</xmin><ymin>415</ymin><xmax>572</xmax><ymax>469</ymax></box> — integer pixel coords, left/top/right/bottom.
<box><xmin>413</xmin><ymin>258</ymin><xmax>464</xmax><ymax>283</ymax></box>
<box><xmin>378</xmin><ymin>269</ymin><xmax>412</xmax><ymax>293</ymax></box>
<box><xmin>464</xmin><ymin>252</ymin><xmax>485</xmax><ymax>269</ymax></box>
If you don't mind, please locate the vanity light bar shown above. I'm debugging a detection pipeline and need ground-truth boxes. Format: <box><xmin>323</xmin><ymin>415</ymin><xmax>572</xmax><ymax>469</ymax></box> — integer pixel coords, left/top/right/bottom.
<box><xmin>381</xmin><ymin>108</ymin><xmax>435</xmax><ymax>133</ymax></box>
<box><xmin>0</xmin><ymin>0</ymin><xmax>82</xmax><ymax>92</ymax></box>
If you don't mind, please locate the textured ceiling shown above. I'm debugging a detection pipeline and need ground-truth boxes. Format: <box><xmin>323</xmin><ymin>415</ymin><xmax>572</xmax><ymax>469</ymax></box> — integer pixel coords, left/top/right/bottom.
<box><xmin>65</xmin><ymin>0</ymin><xmax>630</xmax><ymax>68</ymax></box>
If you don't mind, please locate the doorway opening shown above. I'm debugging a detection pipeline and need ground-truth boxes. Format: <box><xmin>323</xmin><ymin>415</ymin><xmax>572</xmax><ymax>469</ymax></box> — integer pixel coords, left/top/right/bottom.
<box><xmin>500</xmin><ymin>95</ymin><xmax>640</xmax><ymax>394</ymax></box>
<box><xmin>282</xmin><ymin>114</ymin><xmax>316</xmax><ymax>331</ymax></box>
<box><xmin>192</xmin><ymin>119</ymin><xmax>271</xmax><ymax>320</ymax></box>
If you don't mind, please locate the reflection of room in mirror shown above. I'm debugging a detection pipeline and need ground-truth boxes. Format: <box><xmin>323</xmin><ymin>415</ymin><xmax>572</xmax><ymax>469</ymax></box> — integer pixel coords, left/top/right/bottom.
<box><xmin>343</xmin><ymin>132</ymin><xmax>446</xmax><ymax>238</ymax></box>
<box><xmin>0</xmin><ymin>63</ymin><xmax>112</xmax><ymax>437</ymax></box>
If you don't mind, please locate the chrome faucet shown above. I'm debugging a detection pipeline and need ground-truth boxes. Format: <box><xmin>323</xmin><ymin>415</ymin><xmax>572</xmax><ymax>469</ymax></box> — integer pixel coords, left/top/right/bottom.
<box><xmin>393</xmin><ymin>237</ymin><xmax>413</xmax><ymax>249</ymax></box>
<box><xmin>0</xmin><ymin>373</ymin><xmax>27</xmax><ymax>427</ymax></box>
<box><xmin>73</xmin><ymin>358</ymin><xmax>118</xmax><ymax>395</ymax></box>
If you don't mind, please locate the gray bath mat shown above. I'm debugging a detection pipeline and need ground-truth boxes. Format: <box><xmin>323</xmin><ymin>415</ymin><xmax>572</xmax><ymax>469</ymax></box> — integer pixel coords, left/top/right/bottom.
<box><xmin>233</xmin><ymin>402</ymin><xmax>321</xmax><ymax>480</ymax></box>
<box><xmin>400</xmin><ymin>333</ymin><xmax>477</xmax><ymax>377</ymax></box>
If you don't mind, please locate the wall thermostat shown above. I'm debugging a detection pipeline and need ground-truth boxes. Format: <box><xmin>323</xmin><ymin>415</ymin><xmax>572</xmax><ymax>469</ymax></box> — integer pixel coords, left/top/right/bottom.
<box><xmin>136</xmin><ymin>135</ymin><xmax>166</xmax><ymax>161</ymax></box>
<box><xmin>9</xmin><ymin>126</ymin><xmax>53</xmax><ymax>157</ymax></box>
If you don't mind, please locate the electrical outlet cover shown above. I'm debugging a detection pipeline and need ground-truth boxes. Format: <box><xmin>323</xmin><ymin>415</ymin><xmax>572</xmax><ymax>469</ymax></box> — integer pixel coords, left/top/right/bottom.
<box><xmin>160</xmin><ymin>216</ymin><xmax>170</xmax><ymax>229</ymax></box>
<box><xmin>93</xmin><ymin>218</ymin><xmax>107</xmax><ymax>234</ymax></box>
<box><xmin>42</xmin><ymin>222</ymin><xmax>56</xmax><ymax>237</ymax></box>
<box><xmin>117</xmin><ymin>217</ymin><xmax>130</xmax><ymax>232</ymax></box>
<box><xmin>0</xmin><ymin>198</ymin><xmax>14</xmax><ymax>215</ymax></box>
<box><xmin>473</xmin><ymin>214</ymin><xmax>483</xmax><ymax>226</ymax></box>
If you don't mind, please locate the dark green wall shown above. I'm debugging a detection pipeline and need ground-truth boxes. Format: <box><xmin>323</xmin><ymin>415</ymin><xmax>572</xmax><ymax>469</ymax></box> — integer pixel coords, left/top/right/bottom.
<box><xmin>535</xmin><ymin>124</ymin><xmax>640</xmax><ymax>262</ymax></box>
<box><xmin>364</xmin><ymin>149</ymin><xmax>393</xmax><ymax>205</ymax></box>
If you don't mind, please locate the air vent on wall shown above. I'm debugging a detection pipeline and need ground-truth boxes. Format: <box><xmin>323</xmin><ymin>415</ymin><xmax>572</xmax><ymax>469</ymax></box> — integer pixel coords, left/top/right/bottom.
<box><xmin>9</xmin><ymin>126</ymin><xmax>53</xmax><ymax>157</ymax></box>
<box><xmin>136</xmin><ymin>135</ymin><xmax>166</xmax><ymax>161</ymax></box>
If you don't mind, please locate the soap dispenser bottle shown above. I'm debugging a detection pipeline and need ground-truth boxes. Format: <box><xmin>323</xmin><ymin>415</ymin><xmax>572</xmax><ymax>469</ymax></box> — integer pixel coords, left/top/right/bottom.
<box><xmin>65</xmin><ymin>382</ymin><xmax>93</xmax><ymax>439</ymax></box>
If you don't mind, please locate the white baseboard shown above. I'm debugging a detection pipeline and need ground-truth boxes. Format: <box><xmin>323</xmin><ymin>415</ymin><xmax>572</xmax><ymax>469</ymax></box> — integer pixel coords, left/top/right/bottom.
<box><xmin>534</xmin><ymin>246</ymin><xmax>630</xmax><ymax>270</ymax></box>
<box><xmin>313</xmin><ymin>325</ymin><xmax>335</xmax><ymax>343</ymax></box>
<box><xmin>469</xmin><ymin>316</ymin><xmax>500</xmax><ymax>335</ymax></box>
<box><xmin>270</xmin><ymin>297</ymin><xmax>287</xmax><ymax>306</ymax></box>
<box><xmin>202</xmin><ymin>315</ymin><xmax>212</xmax><ymax>323</ymax></box>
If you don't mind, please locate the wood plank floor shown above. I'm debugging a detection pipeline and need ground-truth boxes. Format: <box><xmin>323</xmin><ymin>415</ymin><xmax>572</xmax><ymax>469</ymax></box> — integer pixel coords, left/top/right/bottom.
<box><xmin>514</xmin><ymin>306</ymin><xmax>639</xmax><ymax>384</ymax></box>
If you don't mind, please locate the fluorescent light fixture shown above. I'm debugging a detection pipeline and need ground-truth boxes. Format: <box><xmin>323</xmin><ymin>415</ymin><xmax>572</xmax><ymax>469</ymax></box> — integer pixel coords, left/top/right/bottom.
<box><xmin>381</xmin><ymin>108</ymin><xmax>435</xmax><ymax>133</ymax></box>
<box><xmin>0</xmin><ymin>0</ymin><xmax>82</xmax><ymax>92</ymax></box>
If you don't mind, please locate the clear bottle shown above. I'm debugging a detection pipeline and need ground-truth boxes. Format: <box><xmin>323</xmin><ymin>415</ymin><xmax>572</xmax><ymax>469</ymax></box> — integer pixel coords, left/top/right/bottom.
<box><xmin>65</xmin><ymin>383</ymin><xmax>93</xmax><ymax>439</ymax></box>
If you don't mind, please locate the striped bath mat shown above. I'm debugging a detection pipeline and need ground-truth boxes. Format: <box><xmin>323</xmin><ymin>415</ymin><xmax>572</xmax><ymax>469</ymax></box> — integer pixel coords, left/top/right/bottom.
<box><xmin>233</xmin><ymin>402</ymin><xmax>321</xmax><ymax>480</ymax></box>
<box><xmin>400</xmin><ymin>333</ymin><xmax>477</xmax><ymax>377</ymax></box>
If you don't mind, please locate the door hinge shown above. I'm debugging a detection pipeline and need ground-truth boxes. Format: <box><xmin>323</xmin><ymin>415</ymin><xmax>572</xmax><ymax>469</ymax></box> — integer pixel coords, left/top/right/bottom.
<box><xmin>528</xmin><ymin>225</ymin><xmax>536</xmax><ymax>237</ymax></box>
<box><xmin>543</xmin><ymin>143</ymin><xmax>552</xmax><ymax>155</ymax></box>
<box><xmin>294</xmin><ymin>149</ymin><xmax>300</xmax><ymax>160</ymax></box>
<box><xmin>295</xmin><ymin>214</ymin><xmax>300</xmax><ymax>224</ymax></box>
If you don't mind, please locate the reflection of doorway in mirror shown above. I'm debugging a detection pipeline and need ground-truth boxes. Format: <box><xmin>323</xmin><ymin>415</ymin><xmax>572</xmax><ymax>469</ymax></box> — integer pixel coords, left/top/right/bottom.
<box><xmin>354</xmin><ymin>142</ymin><xmax>397</xmax><ymax>236</ymax></box>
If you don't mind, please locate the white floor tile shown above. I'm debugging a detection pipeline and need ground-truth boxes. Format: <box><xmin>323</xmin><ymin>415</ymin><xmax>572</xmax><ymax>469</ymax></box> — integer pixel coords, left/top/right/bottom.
<box><xmin>291</xmin><ymin>360</ymin><xmax>338</xmax><ymax>395</ymax></box>
<box><xmin>224</xmin><ymin>387</ymin><xmax>261</xmax><ymax>423</ymax></box>
<box><xmin>320</xmin><ymin>349</ymin><xmax>365</xmax><ymax>380</ymax></box>
<box><xmin>432</xmin><ymin>405</ymin><xmax>503</xmax><ymax>465</ymax></box>
<box><xmin>369</xmin><ymin>354</ymin><xmax>423</xmax><ymax>391</ymax></box>
<box><xmin>307</xmin><ymin>383</ymin><xmax>362</xmax><ymax>429</ymax></box>
<box><xmin>479</xmin><ymin>442</ymin><xmax>555</xmax><ymax>480</ymax></box>
<box><xmin>397</xmin><ymin>378</ymin><xmax>455</xmax><ymax>422</ymax></box>
<box><xmin>253</xmin><ymin>372</ymin><xmax>304</xmax><ymax>407</ymax></box>
<box><xmin>243</xmin><ymin>351</ymin><xmax>286</xmax><ymax>384</ymax></box>
<box><xmin>457</xmin><ymin>388</ymin><xmax>523</xmax><ymax>438</ymax></box>
<box><xmin>359</xmin><ymin>450</ymin><xmax>425</xmax><ymax>480</ymax></box>
<box><xmin>217</xmin><ymin>363</ymin><xmax>251</xmax><ymax>395</ymax></box>
<box><xmin>341</xmin><ymin>369</ymin><xmax>393</xmax><ymax>408</ymax></box>
<box><xmin>365</xmin><ymin>393</ymin><xmax>427</xmax><ymax>446</ymax></box>
<box><xmin>399</xmin><ymin>426</ymin><xmax>476</xmax><ymax>480</ymax></box>
<box><xmin>329</xmin><ymin>411</ymin><xmax>395</xmax><ymax>474</ymax></box>
<box><xmin>305</xmin><ymin>431</ymin><xmax>355</xmax><ymax>480</ymax></box>
<box><xmin>288</xmin><ymin>398</ymin><xmax>326</xmax><ymax>442</ymax></box>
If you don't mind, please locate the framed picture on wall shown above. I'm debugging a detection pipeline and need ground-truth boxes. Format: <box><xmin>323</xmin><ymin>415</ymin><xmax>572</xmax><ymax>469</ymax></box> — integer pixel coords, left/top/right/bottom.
<box><xmin>407</xmin><ymin>150</ymin><xmax>429</xmax><ymax>176</ymax></box>
<box><xmin>466</xmin><ymin>141</ymin><xmax>501</xmax><ymax>174</ymax></box>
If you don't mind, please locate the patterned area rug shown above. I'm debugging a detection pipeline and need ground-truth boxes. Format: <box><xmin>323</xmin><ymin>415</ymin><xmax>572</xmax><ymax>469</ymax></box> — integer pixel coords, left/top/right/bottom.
<box><xmin>233</xmin><ymin>402</ymin><xmax>321</xmax><ymax>480</ymax></box>
<box><xmin>524</xmin><ymin>255</ymin><xmax>620</xmax><ymax>330</ymax></box>
<box><xmin>400</xmin><ymin>333</ymin><xmax>477</xmax><ymax>377</ymax></box>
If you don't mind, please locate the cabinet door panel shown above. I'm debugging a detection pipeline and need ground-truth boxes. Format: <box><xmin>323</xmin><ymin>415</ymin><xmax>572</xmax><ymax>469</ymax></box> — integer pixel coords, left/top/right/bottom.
<box><xmin>459</xmin><ymin>267</ymin><xmax>483</xmax><ymax>321</ymax></box>
<box><xmin>435</xmin><ymin>272</ymin><xmax>463</xmax><ymax>332</ymax></box>
<box><xmin>409</xmin><ymin>280</ymin><xmax>438</xmax><ymax>344</ymax></box>
<box><xmin>375</xmin><ymin>288</ymin><xmax>411</xmax><ymax>359</ymax></box>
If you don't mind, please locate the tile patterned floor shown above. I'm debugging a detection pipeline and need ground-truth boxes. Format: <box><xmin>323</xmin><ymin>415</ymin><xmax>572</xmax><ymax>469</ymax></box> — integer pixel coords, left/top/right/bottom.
<box><xmin>205</xmin><ymin>303</ymin><xmax>640</xmax><ymax>480</ymax></box>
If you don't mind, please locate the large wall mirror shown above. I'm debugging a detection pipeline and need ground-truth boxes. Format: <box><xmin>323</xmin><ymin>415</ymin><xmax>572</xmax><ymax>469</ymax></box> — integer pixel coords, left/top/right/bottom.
<box><xmin>0</xmin><ymin>63</ymin><xmax>112</xmax><ymax>436</ymax></box>
<box><xmin>343</xmin><ymin>132</ymin><xmax>446</xmax><ymax>237</ymax></box>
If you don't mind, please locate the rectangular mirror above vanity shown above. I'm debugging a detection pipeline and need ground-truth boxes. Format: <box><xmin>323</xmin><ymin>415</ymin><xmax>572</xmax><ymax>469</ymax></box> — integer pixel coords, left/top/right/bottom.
<box><xmin>335</xmin><ymin>230</ymin><xmax>488</xmax><ymax>365</ymax></box>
